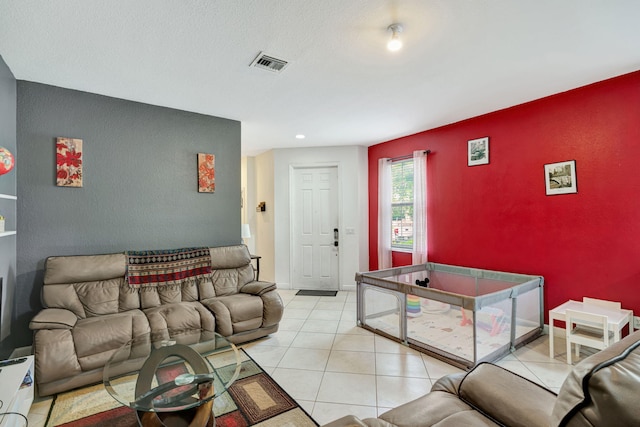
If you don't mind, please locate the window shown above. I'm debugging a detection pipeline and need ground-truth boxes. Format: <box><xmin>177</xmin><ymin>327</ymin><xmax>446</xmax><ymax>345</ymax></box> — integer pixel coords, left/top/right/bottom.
<box><xmin>391</xmin><ymin>159</ymin><xmax>414</xmax><ymax>250</ymax></box>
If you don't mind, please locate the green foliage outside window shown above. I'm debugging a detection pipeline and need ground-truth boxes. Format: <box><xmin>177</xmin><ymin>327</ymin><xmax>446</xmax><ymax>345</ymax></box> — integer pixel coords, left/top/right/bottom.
<box><xmin>391</xmin><ymin>160</ymin><xmax>414</xmax><ymax>249</ymax></box>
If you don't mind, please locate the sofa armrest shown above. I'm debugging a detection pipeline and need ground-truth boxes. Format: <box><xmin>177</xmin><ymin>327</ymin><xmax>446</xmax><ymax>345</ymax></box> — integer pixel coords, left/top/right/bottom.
<box><xmin>458</xmin><ymin>363</ymin><xmax>556</xmax><ymax>427</ymax></box>
<box><xmin>240</xmin><ymin>281</ymin><xmax>277</xmax><ymax>296</ymax></box>
<box><xmin>431</xmin><ymin>371</ymin><xmax>465</xmax><ymax>393</ymax></box>
<box><xmin>30</xmin><ymin>308</ymin><xmax>78</xmax><ymax>330</ymax></box>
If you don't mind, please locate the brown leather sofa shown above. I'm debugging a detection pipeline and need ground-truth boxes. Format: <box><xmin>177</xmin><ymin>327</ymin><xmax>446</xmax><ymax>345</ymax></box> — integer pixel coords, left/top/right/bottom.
<box><xmin>29</xmin><ymin>244</ymin><xmax>283</xmax><ymax>396</ymax></box>
<box><xmin>323</xmin><ymin>329</ymin><xmax>640</xmax><ymax>427</ymax></box>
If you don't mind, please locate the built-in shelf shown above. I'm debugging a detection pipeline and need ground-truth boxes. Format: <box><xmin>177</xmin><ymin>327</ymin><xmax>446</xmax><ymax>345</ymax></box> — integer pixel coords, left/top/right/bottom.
<box><xmin>0</xmin><ymin>194</ymin><xmax>17</xmax><ymax>238</ymax></box>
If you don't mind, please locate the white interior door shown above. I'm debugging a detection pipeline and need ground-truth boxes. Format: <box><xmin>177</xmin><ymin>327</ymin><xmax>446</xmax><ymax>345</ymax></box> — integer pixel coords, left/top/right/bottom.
<box><xmin>292</xmin><ymin>166</ymin><xmax>339</xmax><ymax>290</ymax></box>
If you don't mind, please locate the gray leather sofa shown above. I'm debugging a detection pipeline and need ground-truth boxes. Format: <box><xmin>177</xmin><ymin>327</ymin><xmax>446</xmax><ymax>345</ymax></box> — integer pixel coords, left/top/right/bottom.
<box><xmin>324</xmin><ymin>329</ymin><xmax>640</xmax><ymax>427</ymax></box>
<box><xmin>29</xmin><ymin>244</ymin><xmax>283</xmax><ymax>396</ymax></box>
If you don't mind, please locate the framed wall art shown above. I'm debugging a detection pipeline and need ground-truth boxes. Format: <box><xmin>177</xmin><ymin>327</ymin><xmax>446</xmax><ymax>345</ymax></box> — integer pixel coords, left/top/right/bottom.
<box><xmin>56</xmin><ymin>137</ymin><xmax>83</xmax><ymax>187</ymax></box>
<box><xmin>468</xmin><ymin>137</ymin><xmax>489</xmax><ymax>166</ymax></box>
<box><xmin>197</xmin><ymin>153</ymin><xmax>215</xmax><ymax>193</ymax></box>
<box><xmin>544</xmin><ymin>160</ymin><xmax>577</xmax><ymax>195</ymax></box>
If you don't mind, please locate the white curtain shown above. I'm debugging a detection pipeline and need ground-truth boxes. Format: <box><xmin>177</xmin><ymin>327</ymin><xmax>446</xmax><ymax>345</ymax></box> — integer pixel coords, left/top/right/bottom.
<box><xmin>412</xmin><ymin>150</ymin><xmax>427</xmax><ymax>265</ymax></box>
<box><xmin>378</xmin><ymin>158</ymin><xmax>392</xmax><ymax>269</ymax></box>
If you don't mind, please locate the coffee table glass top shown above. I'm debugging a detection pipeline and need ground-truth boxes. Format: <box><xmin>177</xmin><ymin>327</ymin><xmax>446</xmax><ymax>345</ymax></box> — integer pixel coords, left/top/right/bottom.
<box><xmin>103</xmin><ymin>329</ymin><xmax>241</xmax><ymax>412</ymax></box>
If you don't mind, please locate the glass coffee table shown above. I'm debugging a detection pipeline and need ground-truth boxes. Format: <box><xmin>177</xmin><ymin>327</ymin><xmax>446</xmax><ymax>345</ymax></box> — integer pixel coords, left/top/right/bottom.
<box><xmin>103</xmin><ymin>329</ymin><xmax>241</xmax><ymax>427</ymax></box>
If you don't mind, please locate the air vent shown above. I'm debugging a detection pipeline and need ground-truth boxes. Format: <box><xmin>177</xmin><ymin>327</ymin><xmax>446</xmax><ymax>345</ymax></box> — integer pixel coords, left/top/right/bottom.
<box><xmin>250</xmin><ymin>52</ymin><xmax>289</xmax><ymax>73</ymax></box>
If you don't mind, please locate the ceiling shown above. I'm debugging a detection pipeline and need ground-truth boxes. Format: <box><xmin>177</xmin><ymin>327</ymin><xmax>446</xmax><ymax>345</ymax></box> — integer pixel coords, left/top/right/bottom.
<box><xmin>1</xmin><ymin>1</ymin><xmax>640</xmax><ymax>156</ymax></box>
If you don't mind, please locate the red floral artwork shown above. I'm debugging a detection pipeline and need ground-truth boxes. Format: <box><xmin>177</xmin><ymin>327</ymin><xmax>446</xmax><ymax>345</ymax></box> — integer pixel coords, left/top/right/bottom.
<box><xmin>0</xmin><ymin>147</ymin><xmax>15</xmax><ymax>175</ymax></box>
<box><xmin>198</xmin><ymin>153</ymin><xmax>215</xmax><ymax>193</ymax></box>
<box><xmin>56</xmin><ymin>137</ymin><xmax>83</xmax><ymax>187</ymax></box>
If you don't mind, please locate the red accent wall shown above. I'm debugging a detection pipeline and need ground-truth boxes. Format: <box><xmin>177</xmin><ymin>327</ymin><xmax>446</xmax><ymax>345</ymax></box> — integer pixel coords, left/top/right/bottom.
<box><xmin>392</xmin><ymin>251</ymin><xmax>412</xmax><ymax>267</ymax></box>
<box><xmin>369</xmin><ymin>70</ymin><xmax>640</xmax><ymax>319</ymax></box>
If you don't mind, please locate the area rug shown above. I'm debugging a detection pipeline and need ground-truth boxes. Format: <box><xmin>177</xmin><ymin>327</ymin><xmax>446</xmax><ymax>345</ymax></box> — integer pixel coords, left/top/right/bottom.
<box><xmin>295</xmin><ymin>290</ymin><xmax>337</xmax><ymax>297</ymax></box>
<box><xmin>45</xmin><ymin>349</ymin><xmax>318</xmax><ymax>427</ymax></box>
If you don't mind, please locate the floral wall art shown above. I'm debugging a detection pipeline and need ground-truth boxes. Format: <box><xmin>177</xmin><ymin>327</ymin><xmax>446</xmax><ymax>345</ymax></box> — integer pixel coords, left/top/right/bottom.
<box><xmin>56</xmin><ymin>137</ymin><xmax>83</xmax><ymax>187</ymax></box>
<box><xmin>197</xmin><ymin>153</ymin><xmax>215</xmax><ymax>192</ymax></box>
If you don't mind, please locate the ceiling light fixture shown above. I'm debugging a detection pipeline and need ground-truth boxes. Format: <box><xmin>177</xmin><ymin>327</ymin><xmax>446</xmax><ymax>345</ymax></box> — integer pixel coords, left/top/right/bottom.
<box><xmin>387</xmin><ymin>23</ymin><xmax>403</xmax><ymax>52</ymax></box>
<box><xmin>295</xmin><ymin>134</ymin><xmax>305</xmax><ymax>139</ymax></box>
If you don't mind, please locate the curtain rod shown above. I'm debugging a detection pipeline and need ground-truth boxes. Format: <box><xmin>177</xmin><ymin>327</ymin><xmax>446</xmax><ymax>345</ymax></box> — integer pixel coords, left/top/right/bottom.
<box><xmin>387</xmin><ymin>150</ymin><xmax>431</xmax><ymax>162</ymax></box>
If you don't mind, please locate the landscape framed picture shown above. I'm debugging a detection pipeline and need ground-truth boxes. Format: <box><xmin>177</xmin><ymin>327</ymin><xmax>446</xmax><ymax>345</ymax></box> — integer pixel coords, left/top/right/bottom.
<box><xmin>544</xmin><ymin>160</ymin><xmax>577</xmax><ymax>195</ymax></box>
<box><xmin>468</xmin><ymin>137</ymin><xmax>489</xmax><ymax>166</ymax></box>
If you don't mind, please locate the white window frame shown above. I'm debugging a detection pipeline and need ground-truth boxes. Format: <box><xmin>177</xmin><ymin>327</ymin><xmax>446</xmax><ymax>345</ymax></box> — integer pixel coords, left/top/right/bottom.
<box><xmin>390</xmin><ymin>159</ymin><xmax>414</xmax><ymax>252</ymax></box>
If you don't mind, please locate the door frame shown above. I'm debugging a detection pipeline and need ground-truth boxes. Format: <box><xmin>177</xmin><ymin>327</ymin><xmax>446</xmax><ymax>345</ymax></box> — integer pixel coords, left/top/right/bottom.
<box><xmin>289</xmin><ymin>162</ymin><xmax>342</xmax><ymax>290</ymax></box>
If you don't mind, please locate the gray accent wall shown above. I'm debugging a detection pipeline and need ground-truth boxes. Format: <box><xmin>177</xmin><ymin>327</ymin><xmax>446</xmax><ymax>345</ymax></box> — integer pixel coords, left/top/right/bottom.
<box><xmin>14</xmin><ymin>82</ymin><xmax>241</xmax><ymax>348</ymax></box>
<box><xmin>0</xmin><ymin>56</ymin><xmax>17</xmax><ymax>355</ymax></box>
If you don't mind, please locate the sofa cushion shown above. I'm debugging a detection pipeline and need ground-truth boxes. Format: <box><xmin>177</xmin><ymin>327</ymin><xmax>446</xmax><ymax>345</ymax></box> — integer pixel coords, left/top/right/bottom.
<box><xmin>220</xmin><ymin>294</ymin><xmax>262</xmax><ymax>324</ymax></box>
<box><xmin>260</xmin><ymin>290</ymin><xmax>285</xmax><ymax>327</ymax></box>
<box><xmin>30</xmin><ymin>308</ymin><xmax>78</xmax><ymax>329</ymax></box>
<box><xmin>144</xmin><ymin>301</ymin><xmax>215</xmax><ymax>335</ymax></box>
<box><xmin>198</xmin><ymin>277</ymin><xmax>216</xmax><ymax>300</ymax></box>
<box><xmin>429</xmin><ymin>411</ymin><xmax>500</xmax><ymax>426</ymax></box>
<box><xmin>458</xmin><ymin>363</ymin><xmax>555</xmax><ymax>427</ymax></box>
<box><xmin>181</xmin><ymin>281</ymin><xmax>199</xmax><ymax>302</ymax></box>
<box><xmin>34</xmin><ymin>329</ymin><xmax>82</xmax><ymax>384</ymax></box>
<box><xmin>75</xmin><ymin>278</ymin><xmax>120</xmax><ymax>317</ymax></box>
<box><xmin>209</xmin><ymin>245</ymin><xmax>251</xmax><ymax>269</ymax></box>
<box><xmin>42</xmin><ymin>254</ymin><xmax>138</xmax><ymax>317</ymax></box>
<box><xmin>44</xmin><ymin>253</ymin><xmax>126</xmax><ymax>284</ymax></box>
<box><xmin>72</xmin><ymin>310</ymin><xmax>149</xmax><ymax>371</ymax></box>
<box><xmin>42</xmin><ymin>283</ymin><xmax>87</xmax><ymax>318</ymax></box>
<box><xmin>144</xmin><ymin>282</ymin><xmax>200</xmax><ymax>304</ymax></box>
<box><xmin>201</xmin><ymin>293</ymin><xmax>263</xmax><ymax>335</ymax></box>
<box><xmin>378</xmin><ymin>391</ymin><xmax>477</xmax><ymax>427</ymax></box>
<box><xmin>240</xmin><ymin>281</ymin><xmax>277</xmax><ymax>296</ymax></box>
<box><xmin>119</xmin><ymin>285</ymin><xmax>141</xmax><ymax>311</ymax></box>
<box><xmin>158</xmin><ymin>286</ymin><xmax>182</xmax><ymax>305</ymax></box>
<box><xmin>140</xmin><ymin>288</ymin><xmax>162</xmax><ymax>308</ymax></box>
<box><xmin>551</xmin><ymin>330</ymin><xmax>640</xmax><ymax>426</ymax></box>
<box><xmin>211</xmin><ymin>269</ymin><xmax>241</xmax><ymax>296</ymax></box>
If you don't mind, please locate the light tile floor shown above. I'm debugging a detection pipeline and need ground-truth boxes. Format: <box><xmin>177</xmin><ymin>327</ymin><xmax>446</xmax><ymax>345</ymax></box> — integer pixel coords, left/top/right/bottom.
<box><xmin>244</xmin><ymin>290</ymin><xmax>579</xmax><ymax>425</ymax></box>
<box><xmin>26</xmin><ymin>289</ymin><xmax>581</xmax><ymax>427</ymax></box>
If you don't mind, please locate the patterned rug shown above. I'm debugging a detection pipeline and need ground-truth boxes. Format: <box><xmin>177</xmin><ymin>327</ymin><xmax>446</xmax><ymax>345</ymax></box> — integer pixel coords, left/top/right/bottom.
<box><xmin>45</xmin><ymin>349</ymin><xmax>318</xmax><ymax>427</ymax></box>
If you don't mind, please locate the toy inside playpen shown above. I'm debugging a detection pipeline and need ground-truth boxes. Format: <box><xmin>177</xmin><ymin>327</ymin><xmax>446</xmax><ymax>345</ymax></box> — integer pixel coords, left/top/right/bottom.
<box><xmin>460</xmin><ymin>306</ymin><xmax>506</xmax><ymax>336</ymax></box>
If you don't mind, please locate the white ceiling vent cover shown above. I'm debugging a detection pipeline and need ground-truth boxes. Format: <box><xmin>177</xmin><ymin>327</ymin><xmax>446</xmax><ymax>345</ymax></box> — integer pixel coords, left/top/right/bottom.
<box><xmin>250</xmin><ymin>52</ymin><xmax>288</xmax><ymax>73</ymax></box>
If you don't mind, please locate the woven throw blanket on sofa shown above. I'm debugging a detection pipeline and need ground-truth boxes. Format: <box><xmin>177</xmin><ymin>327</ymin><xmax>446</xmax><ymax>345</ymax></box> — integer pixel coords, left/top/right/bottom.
<box><xmin>125</xmin><ymin>247</ymin><xmax>212</xmax><ymax>290</ymax></box>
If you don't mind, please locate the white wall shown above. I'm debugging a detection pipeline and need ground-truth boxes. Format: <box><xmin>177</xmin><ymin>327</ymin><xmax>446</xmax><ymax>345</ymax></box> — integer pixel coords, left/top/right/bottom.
<box><xmin>253</xmin><ymin>150</ymin><xmax>275</xmax><ymax>282</ymax></box>
<box><xmin>246</xmin><ymin>145</ymin><xmax>368</xmax><ymax>290</ymax></box>
<box><xmin>268</xmin><ymin>145</ymin><xmax>369</xmax><ymax>290</ymax></box>
<box><xmin>240</xmin><ymin>156</ymin><xmax>256</xmax><ymax>254</ymax></box>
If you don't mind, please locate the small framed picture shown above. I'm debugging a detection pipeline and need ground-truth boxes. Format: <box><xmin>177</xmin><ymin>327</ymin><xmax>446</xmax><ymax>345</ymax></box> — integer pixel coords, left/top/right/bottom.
<box><xmin>56</xmin><ymin>137</ymin><xmax>83</xmax><ymax>187</ymax></box>
<box><xmin>468</xmin><ymin>137</ymin><xmax>489</xmax><ymax>166</ymax></box>
<box><xmin>544</xmin><ymin>160</ymin><xmax>577</xmax><ymax>195</ymax></box>
<box><xmin>197</xmin><ymin>153</ymin><xmax>215</xmax><ymax>193</ymax></box>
